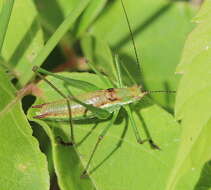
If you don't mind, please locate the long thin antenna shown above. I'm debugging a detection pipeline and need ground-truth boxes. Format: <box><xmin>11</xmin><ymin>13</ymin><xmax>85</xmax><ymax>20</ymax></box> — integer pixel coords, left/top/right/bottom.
<box><xmin>120</xmin><ymin>1</ymin><xmax>176</xmax><ymax>95</ymax></box>
<box><xmin>120</xmin><ymin>0</ymin><xmax>141</xmax><ymax>73</ymax></box>
<box><xmin>142</xmin><ymin>90</ymin><xmax>176</xmax><ymax>94</ymax></box>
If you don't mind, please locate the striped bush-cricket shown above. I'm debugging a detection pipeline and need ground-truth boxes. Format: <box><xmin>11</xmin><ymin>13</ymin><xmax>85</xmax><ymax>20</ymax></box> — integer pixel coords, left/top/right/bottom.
<box><xmin>32</xmin><ymin>0</ymin><xmax>175</xmax><ymax>177</ymax></box>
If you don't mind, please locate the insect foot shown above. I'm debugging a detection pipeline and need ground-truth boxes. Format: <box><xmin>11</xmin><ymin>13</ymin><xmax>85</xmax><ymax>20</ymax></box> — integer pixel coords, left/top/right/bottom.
<box><xmin>137</xmin><ymin>138</ymin><xmax>160</xmax><ymax>150</ymax></box>
<box><xmin>32</xmin><ymin>65</ymin><xmax>39</xmax><ymax>72</ymax></box>
<box><xmin>56</xmin><ymin>136</ymin><xmax>74</xmax><ymax>146</ymax></box>
<box><xmin>80</xmin><ymin>170</ymin><xmax>89</xmax><ymax>178</ymax></box>
<box><xmin>149</xmin><ymin>139</ymin><xmax>161</xmax><ymax>150</ymax></box>
<box><xmin>137</xmin><ymin>138</ymin><xmax>148</xmax><ymax>144</ymax></box>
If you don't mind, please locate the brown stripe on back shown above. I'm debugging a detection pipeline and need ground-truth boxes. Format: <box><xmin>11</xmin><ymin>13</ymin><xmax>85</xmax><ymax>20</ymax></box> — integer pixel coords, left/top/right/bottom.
<box><xmin>106</xmin><ymin>88</ymin><xmax>119</xmax><ymax>101</ymax></box>
<box><xmin>33</xmin><ymin>113</ymin><xmax>50</xmax><ymax>119</ymax></box>
<box><xmin>32</xmin><ymin>103</ymin><xmax>49</xmax><ymax>108</ymax></box>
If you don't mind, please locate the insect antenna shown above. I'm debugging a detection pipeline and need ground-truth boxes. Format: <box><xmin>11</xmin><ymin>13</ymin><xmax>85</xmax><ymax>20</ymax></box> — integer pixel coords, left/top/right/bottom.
<box><xmin>121</xmin><ymin>0</ymin><xmax>176</xmax><ymax>95</ymax></box>
<box><xmin>120</xmin><ymin>0</ymin><xmax>141</xmax><ymax>75</ymax></box>
<box><xmin>142</xmin><ymin>90</ymin><xmax>176</xmax><ymax>94</ymax></box>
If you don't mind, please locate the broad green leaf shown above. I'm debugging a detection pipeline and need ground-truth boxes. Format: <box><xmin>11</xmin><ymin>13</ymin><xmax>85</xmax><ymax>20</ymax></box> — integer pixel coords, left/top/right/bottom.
<box><xmin>1</xmin><ymin>0</ymin><xmax>44</xmax><ymax>85</ymax></box>
<box><xmin>28</xmin><ymin>72</ymin><xmax>180</xmax><ymax>190</ymax></box>
<box><xmin>176</xmin><ymin>0</ymin><xmax>211</xmax><ymax>73</ymax></box>
<box><xmin>193</xmin><ymin>0</ymin><xmax>211</xmax><ymax>22</ymax></box>
<box><xmin>194</xmin><ymin>157</ymin><xmax>211</xmax><ymax>190</ymax></box>
<box><xmin>167</xmin><ymin>88</ymin><xmax>211</xmax><ymax>190</ymax></box>
<box><xmin>0</xmin><ymin>69</ymin><xmax>49</xmax><ymax>190</ymax></box>
<box><xmin>174</xmin><ymin>119</ymin><xmax>211</xmax><ymax>190</ymax></box>
<box><xmin>175</xmin><ymin>50</ymin><xmax>211</xmax><ymax>119</ymax></box>
<box><xmin>167</xmin><ymin>1</ymin><xmax>211</xmax><ymax>189</ymax></box>
<box><xmin>85</xmin><ymin>0</ymin><xmax>195</xmax><ymax>110</ymax></box>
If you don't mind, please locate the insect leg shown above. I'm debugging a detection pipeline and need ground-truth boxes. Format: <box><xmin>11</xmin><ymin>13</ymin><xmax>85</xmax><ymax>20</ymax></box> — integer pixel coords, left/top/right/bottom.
<box><xmin>32</xmin><ymin>66</ymin><xmax>75</xmax><ymax>145</ymax></box>
<box><xmin>81</xmin><ymin>110</ymin><xmax>119</xmax><ymax>178</ymax></box>
<box><xmin>114</xmin><ymin>54</ymin><xmax>123</xmax><ymax>88</ymax></box>
<box><xmin>32</xmin><ymin>66</ymin><xmax>99</xmax><ymax>91</ymax></box>
<box><xmin>126</xmin><ymin>105</ymin><xmax>160</xmax><ymax>149</ymax></box>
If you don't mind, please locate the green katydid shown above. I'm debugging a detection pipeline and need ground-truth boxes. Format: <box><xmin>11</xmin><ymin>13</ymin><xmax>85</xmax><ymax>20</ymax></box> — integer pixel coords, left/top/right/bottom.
<box><xmin>31</xmin><ymin>0</ymin><xmax>175</xmax><ymax>177</ymax></box>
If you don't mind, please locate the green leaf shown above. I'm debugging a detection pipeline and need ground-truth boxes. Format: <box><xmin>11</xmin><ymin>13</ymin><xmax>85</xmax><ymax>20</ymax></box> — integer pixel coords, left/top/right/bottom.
<box><xmin>1</xmin><ymin>0</ymin><xmax>44</xmax><ymax>85</ymax></box>
<box><xmin>175</xmin><ymin>50</ymin><xmax>211</xmax><ymax>119</ymax></box>
<box><xmin>0</xmin><ymin>68</ymin><xmax>49</xmax><ymax>190</ymax></box>
<box><xmin>166</xmin><ymin>2</ymin><xmax>211</xmax><ymax>189</ymax></box>
<box><xmin>28</xmin><ymin>72</ymin><xmax>180</xmax><ymax>190</ymax></box>
<box><xmin>176</xmin><ymin>0</ymin><xmax>211</xmax><ymax>73</ymax></box>
<box><xmin>27</xmin><ymin>118</ymin><xmax>95</xmax><ymax>190</ymax></box>
<box><xmin>0</xmin><ymin>0</ymin><xmax>14</xmax><ymax>52</ymax></box>
<box><xmin>86</xmin><ymin>0</ymin><xmax>195</xmax><ymax>110</ymax></box>
<box><xmin>194</xmin><ymin>158</ymin><xmax>211</xmax><ymax>190</ymax></box>
<box><xmin>167</xmin><ymin>88</ymin><xmax>211</xmax><ymax>190</ymax></box>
